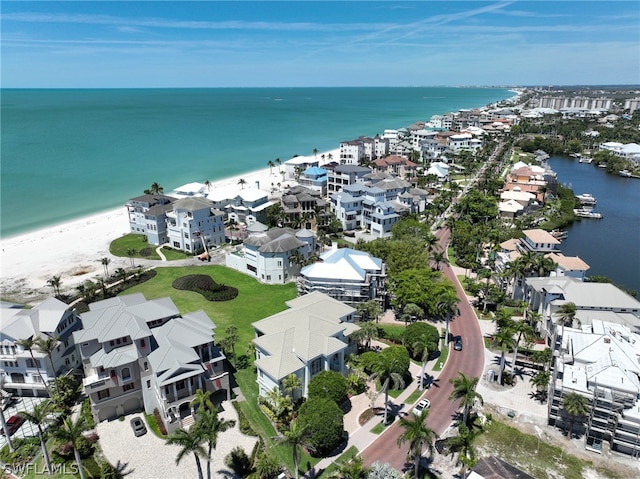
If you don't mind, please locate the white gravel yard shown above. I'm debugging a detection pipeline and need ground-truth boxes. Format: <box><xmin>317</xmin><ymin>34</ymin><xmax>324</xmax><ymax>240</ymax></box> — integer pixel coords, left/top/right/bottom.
<box><xmin>97</xmin><ymin>401</ymin><xmax>257</xmax><ymax>479</ymax></box>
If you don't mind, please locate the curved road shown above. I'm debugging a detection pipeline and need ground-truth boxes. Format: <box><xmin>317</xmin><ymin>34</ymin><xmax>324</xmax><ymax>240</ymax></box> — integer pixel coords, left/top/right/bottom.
<box><xmin>362</xmin><ymin>227</ymin><xmax>485</xmax><ymax>471</ymax></box>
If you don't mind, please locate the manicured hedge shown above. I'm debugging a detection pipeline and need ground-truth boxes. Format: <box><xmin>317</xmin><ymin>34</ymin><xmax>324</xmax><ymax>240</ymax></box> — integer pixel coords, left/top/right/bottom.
<box><xmin>172</xmin><ymin>274</ymin><xmax>239</xmax><ymax>301</ymax></box>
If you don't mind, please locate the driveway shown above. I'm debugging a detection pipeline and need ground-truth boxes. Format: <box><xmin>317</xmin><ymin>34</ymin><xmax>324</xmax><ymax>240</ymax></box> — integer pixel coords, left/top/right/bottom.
<box><xmin>97</xmin><ymin>401</ymin><xmax>257</xmax><ymax>479</ymax></box>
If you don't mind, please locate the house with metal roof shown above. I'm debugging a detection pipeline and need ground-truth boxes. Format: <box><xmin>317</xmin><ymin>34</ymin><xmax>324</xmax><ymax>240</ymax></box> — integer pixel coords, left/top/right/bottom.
<box><xmin>73</xmin><ymin>293</ymin><xmax>228</xmax><ymax>433</ymax></box>
<box><xmin>126</xmin><ymin>193</ymin><xmax>175</xmax><ymax>245</ymax></box>
<box><xmin>298</xmin><ymin>248</ymin><xmax>386</xmax><ymax>308</ymax></box>
<box><xmin>166</xmin><ymin>197</ymin><xmax>226</xmax><ymax>253</ymax></box>
<box><xmin>252</xmin><ymin>292</ymin><xmax>359</xmax><ymax>400</ymax></box>
<box><xmin>1</xmin><ymin>298</ymin><xmax>82</xmax><ymax>397</ymax></box>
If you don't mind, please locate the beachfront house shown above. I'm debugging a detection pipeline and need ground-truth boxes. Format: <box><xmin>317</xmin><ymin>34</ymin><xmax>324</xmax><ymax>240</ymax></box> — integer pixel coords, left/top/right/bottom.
<box><xmin>126</xmin><ymin>194</ymin><xmax>175</xmax><ymax>245</ymax></box>
<box><xmin>371</xmin><ymin>155</ymin><xmax>418</xmax><ymax>180</ymax></box>
<box><xmin>252</xmin><ymin>292</ymin><xmax>359</xmax><ymax>400</ymax></box>
<box><xmin>225</xmin><ymin>226</ymin><xmax>316</xmax><ymax>285</ymax></box>
<box><xmin>298</xmin><ymin>247</ymin><xmax>387</xmax><ymax>309</ymax></box>
<box><xmin>283</xmin><ymin>156</ymin><xmax>320</xmax><ymax>182</ymax></box>
<box><xmin>279</xmin><ymin>185</ymin><xmax>330</xmax><ymax>230</ymax></box>
<box><xmin>1</xmin><ymin>298</ymin><xmax>82</xmax><ymax>397</ymax></box>
<box><xmin>519</xmin><ymin>229</ymin><xmax>561</xmax><ymax>254</ymax></box>
<box><xmin>326</xmin><ymin>164</ymin><xmax>372</xmax><ymax>194</ymax></box>
<box><xmin>297</xmin><ymin>166</ymin><xmax>328</xmax><ymax>194</ymax></box>
<box><xmin>207</xmin><ymin>187</ymin><xmax>273</xmax><ymax>226</ymax></box>
<box><xmin>73</xmin><ymin>293</ymin><xmax>229</xmax><ymax>433</ymax></box>
<box><xmin>166</xmin><ymin>197</ymin><xmax>226</xmax><ymax>253</ymax></box>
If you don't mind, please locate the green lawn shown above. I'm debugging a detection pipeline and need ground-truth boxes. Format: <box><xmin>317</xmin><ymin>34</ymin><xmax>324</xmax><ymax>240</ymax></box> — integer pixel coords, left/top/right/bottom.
<box><xmin>110</xmin><ymin>233</ymin><xmax>162</xmax><ymax>261</ymax></box>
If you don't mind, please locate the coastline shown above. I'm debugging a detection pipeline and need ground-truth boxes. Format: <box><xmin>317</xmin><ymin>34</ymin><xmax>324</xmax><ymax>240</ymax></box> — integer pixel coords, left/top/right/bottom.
<box><xmin>0</xmin><ymin>149</ymin><xmax>339</xmax><ymax>303</ymax></box>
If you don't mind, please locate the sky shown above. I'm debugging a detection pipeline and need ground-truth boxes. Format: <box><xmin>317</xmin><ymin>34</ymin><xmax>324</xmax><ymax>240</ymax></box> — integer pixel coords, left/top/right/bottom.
<box><xmin>2</xmin><ymin>1</ymin><xmax>639</xmax><ymax>88</ymax></box>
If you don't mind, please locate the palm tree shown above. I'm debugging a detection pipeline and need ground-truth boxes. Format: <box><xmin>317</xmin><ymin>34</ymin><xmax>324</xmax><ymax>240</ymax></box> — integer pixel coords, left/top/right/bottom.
<box><xmin>191</xmin><ymin>388</ymin><xmax>214</xmax><ymax>417</ymax></box>
<box><xmin>18</xmin><ymin>400</ymin><xmax>55</xmax><ymax>474</ymax></box>
<box><xmin>275</xmin><ymin>419</ymin><xmax>308</xmax><ymax>479</ymax></box>
<box><xmin>47</xmin><ymin>275</ymin><xmax>62</xmax><ymax>297</ymax></box>
<box><xmin>149</xmin><ymin>182</ymin><xmax>164</xmax><ymax>194</ymax></box>
<box><xmin>0</xmin><ymin>377</ymin><xmax>15</xmax><ymax>452</ymax></box>
<box><xmin>192</xmin><ymin>407</ymin><xmax>235</xmax><ymax>479</ymax></box>
<box><xmin>53</xmin><ymin>415</ymin><xmax>91</xmax><ymax>479</ymax></box>
<box><xmin>327</xmin><ymin>153</ymin><xmax>333</xmax><ymax>162</ymax></box>
<box><xmin>225</xmin><ymin>325</ymin><xmax>239</xmax><ymax>368</ymax></box>
<box><xmin>369</xmin><ymin>354</ymin><xmax>405</xmax><ymax>425</ymax></box>
<box><xmin>35</xmin><ymin>335</ymin><xmax>60</xmax><ymax>392</ymax></box>
<box><xmin>225</xmin><ymin>218</ymin><xmax>239</xmax><ymax>242</ymax></box>
<box><xmin>531</xmin><ymin>347</ymin><xmax>553</xmax><ymax>372</ymax></box>
<box><xmin>100</xmin><ymin>257</ymin><xmax>111</xmax><ymax>277</ymax></box>
<box><xmin>429</xmin><ymin>249</ymin><xmax>448</xmax><ymax>271</ymax></box>
<box><xmin>492</xmin><ymin>327</ymin><xmax>515</xmax><ymax>384</ymax></box>
<box><xmin>402</xmin><ymin>303</ymin><xmax>424</xmax><ymax>327</ymax></box>
<box><xmin>530</xmin><ymin>371</ymin><xmax>551</xmax><ymax>403</ymax></box>
<box><xmin>442</xmin><ymin>423</ymin><xmax>480</xmax><ymax>477</ymax></box>
<box><xmin>412</xmin><ymin>333</ymin><xmax>436</xmax><ymax>391</ymax></box>
<box><xmin>353</xmin><ymin>321</ymin><xmax>378</xmax><ymax>350</ymax></box>
<box><xmin>126</xmin><ymin>248</ymin><xmax>137</xmax><ymax>267</ymax></box>
<box><xmin>166</xmin><ymin>427</ymin><xmax>207</xmax><ymax>479</ymax></box>
<box><xmin>312</xmin><ymin>148</ymin><xmax>318</xmax><ymax>159</ymax></box>
<box><xmin>281</xmin><ymin>373</ymin><xmax>303</xmax><ymax>400</ymax></box>
<box><xmin>553</xmin><ymin>301</ymin><xmax>577</xmax><ymax>355</ymax></box>
<box><xmin>562</xmin><ymin>392</ymin><xmax>588</xmax><ymax>439</ymax></box>
<box><xmin>331</xmin><ymin>455</ymin><xmax>369</xmax><ymax>479</ymax></box>
<box><xmin>510</xmin><ymin>320</ymin><xmax>535</xmax><ymax>373</ymax></box>
<box><xmin>204</xmin><ymin>179</ymin><xmax>211</xmax><ymax>192</ymax></box>
<box><xmin>268</xmin><ymin>160</ymin><xmax>275</xmax><ymax>175</ymax></box>
<box><xmin>114</xmin><ymin>267</ymin><xmax>127</xmax><ymax>285</ymax></box>
<box><xmin>255</xmin><ymin>453</ymin><xmax>282</xmax><ymax>479</ymax></box>
<box><xmin>397</xmin><ymin>410</ymin><xmax>436</xmax><ymax>479</ymax></box>
<box><xmin>16</xmin><ymin>337</ymin><xmax>51</xmax><ymax>396</ymax></box>
<box><xmin>449</xmin><ymin>373</ymin><xmax>483</xmax><ymax>426</ymax></box>
<box><xmin>237</xmin><ymin>178</ymin><xmax>247</xmax><ymax>189</ymax></box>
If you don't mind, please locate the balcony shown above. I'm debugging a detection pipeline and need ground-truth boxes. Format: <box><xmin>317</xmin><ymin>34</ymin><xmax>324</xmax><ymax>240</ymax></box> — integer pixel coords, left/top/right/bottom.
<box><xmin>83</xmin><ymin>374</ymin><xmax>117</xmax><ymax>392</ymax></box>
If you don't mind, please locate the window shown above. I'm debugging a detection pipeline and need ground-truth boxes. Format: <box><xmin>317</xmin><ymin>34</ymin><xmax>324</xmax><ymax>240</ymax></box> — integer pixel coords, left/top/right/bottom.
<box><xmin>277</xmin><ymin>260</ymin><xmax>282</xmax><ymax>266</ymax></box>
<box><xmin>144</xmin><ymin>361</ymin><xmax>149</xmax><ymax>371</ymax></box>
<box><xmin>26</xmin><ymin>358</ymin><xmax>41</xmax><ymax>369</ymax></box>
<box><xmin>310</xmin><ymin>357</ymin><xmax>323</xmax><ymax>375</ymax></box>
<box><xmin>97</xmin><ymin>389</ymin><xmax>110</xmax><ymax>400</ymax></box>
<box><xmin>121</xmin><ymin>367</ymin><xmax>131</xmax><ymax>381</ymax></box>
<box><xmin>147</xmin><ymin>380</ymin><xmax>151</xmax><ymax>389</ymax></box>
<box><xmin>140</xmin><ymin>339</ymin><xmax>146</xmax><ymax>348</ymax></box>
<box><xmin>123</xmin><ymin>383</ymin><xmax>135</xmax><ymax>392</ymax></box>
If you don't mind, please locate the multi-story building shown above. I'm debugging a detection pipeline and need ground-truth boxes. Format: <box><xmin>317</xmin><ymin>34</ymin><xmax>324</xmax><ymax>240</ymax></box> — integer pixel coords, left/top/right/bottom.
<box><xmin>252</xmin><ymin>292</ymin><xmax>359</xmax><ymax>400</ymax></box>
<box><xmin>73</xmin><ymin>293</ymin><xmax>229</xmax><ymax>433</ymax></box>
<box><xmin>298</xmin><ymin>248</ymin><xmax>386</xmax><ymax>308</ymax></box>
<box><xmin>225</xmin><ymin>226</ymin><xmax>316</xmax><ymax>284</ymax></box>
<box><xmin>326</xmin><ymin>164</ymin><xmax>372</xmax><ymax>194</ymax></box>
<box><xmin>1</xmin><ymin>298</ymin><xmax>82</xmax><ymax>397</ymax></box>
<box><xmin>166</xmin><ymin>197</ymin><xmax>225</xmax><ymax>253</ymax></box>
<box><xmin>126</xmin><ymin>194</ymin><xmax>175</xmax><ymax>245</ymax></box>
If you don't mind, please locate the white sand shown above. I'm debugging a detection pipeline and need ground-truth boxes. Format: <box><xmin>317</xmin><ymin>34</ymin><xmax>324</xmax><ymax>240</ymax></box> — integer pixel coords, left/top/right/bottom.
<box><xmin>0</xmin><ymin>150</ymin><xmax>339</xmax><ymax>304</ymax></box>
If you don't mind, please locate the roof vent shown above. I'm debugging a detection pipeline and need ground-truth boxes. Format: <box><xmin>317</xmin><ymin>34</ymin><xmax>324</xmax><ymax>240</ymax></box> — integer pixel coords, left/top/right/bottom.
<box><xmin>604</xmin><ymin>337</ymin><xmax>611</xmax><ymax>343</ymax></box>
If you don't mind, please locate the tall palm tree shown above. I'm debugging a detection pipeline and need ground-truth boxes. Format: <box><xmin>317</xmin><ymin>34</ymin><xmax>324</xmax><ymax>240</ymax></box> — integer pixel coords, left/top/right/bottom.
<box><xmin>510</xmin><ymin>320</ymin><xmax>535</xmax><ymax>373</ymax></box>
<box><xmin>204</xmin><ymin>179</ymin><xmax>211</xmax><ymax>192</ymax></box>
<box><xmin>47</xmin><ymin>275</ymin><xmax>62</xmax><ymax>297</ymax></box>
<box><xmin>492</xmin><ymin>327</ymin><xmax>515</xmax><ymax>384</ymax></box>
<box><xmin>193</xmin><ymin>407</ymin><xmax>235</xmax><ymax>479</ymax></box>
<box><xmin>149</xmin><ymin>182</ymin><xmax>164</xmax><ymax>194</ymax></box>
<box><xmin>553</xmin><ymin>301</ymin><xmax>577</xmax><ymax>355</ymax></box>
<box><xmin>114</xmin><ymin>267</ymin><xmax>127</xmax><ymax>285</ymax></box>
<box><xmin>237</xmin><ymin>178</ymin><xmax>247</xmax><ymax>189</ymax></box>
<box><xmin>100</xmin><ymin>257</ymin><xmax>111</xmax><ymax>277</ymax></box>
<box><xmin>353</xmin><ymin>321</ymin><xmax>378</xmax><ymax>350</ymax></box>
<box><xmin>190</xmin><ymin>388</ymin><xmax>214</xmax><ymax>417</ymax></box>
<box><xmin>562</xmin><ymin>392</ymin><xmax>588</xmax><ymax>439</ymax></box>
<box><xmin>397</xmin><ymin>410</ymin><xmax>436</xmax><ymax>479</ymax></box>
<box><xmin>275</xmin><ymin>419</ymin><xmax>308</xmax><ymax>479</ymax></box>
<box><xmin>267</xmin><ymin>160</ymin><xmax>275</xmax><ymax>175</ymax></box>
<box><xmin>53</xmin><ymin>415</ymin><xmax>90</xmax><ymax>479</ymax></box>
<box><xmin>449</xmin><ymin>373</ymin><xmax>483</xmax><ymax>426</ymax></box>
<box><xmin>0</xmin><ymin>377</ymin><xmax>15</xmax><ymax>452</ymax></box>
<box><xmin>224</xmin><ymin>325</ymin><xmax>239</xmax><ymax>368</ymax></box>
<box><xmin>281</xmin><ymin>373</ymin><xmax>303</xmax><ymax>400</ymax></box>
<box><xmin>530</xmin><ymin>371</ymin><xmax>551</xmax><ymax>403</ymax></box>
<box><xmin>369</xmin><ymin>354</ymin><xmax>405</xmax><ymax>425</ymax></box>
<box><xmin>312</xmin><ymin>148</ymin><xmax>318</xmax><ymax>159</ymax></box>
<box><xmin>126</xmin><ymin>248</ymin><xmax>137</xmax><ymax>268</ymax></box>
<box><xmin>18</xmin><ymin>399</ymin><xmax>55</xmax><ymax>474</ymax></box>
<box><xmin>429</xmin><ymin>249</ymin><xmax>448</xmax><ymax>271</ymax></box>
<box><xmin>412</xmin><ymin>334</ymin><xmax>436</xmax><ymax>391</ymax></box>
<box><xmin>166</xmin><ymin>427</ymin><xmax>207</xmax><ymax>479</ymax></box>
<box><xmin>16</xmin><ymin>337</ymin><xmax>51</xmax><ymax>396</ymax></box>
<box><xmin>36</xmin><ymin>335</ymin><xmax>60</xmax><ymax>391</ymax></box>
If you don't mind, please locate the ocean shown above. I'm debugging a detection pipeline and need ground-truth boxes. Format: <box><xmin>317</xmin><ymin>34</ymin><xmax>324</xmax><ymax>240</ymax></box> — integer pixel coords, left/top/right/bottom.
<box><xmin>0</xmin><ymin>87</ymin><xmax>513</xmax><ymax>238</ymax></box>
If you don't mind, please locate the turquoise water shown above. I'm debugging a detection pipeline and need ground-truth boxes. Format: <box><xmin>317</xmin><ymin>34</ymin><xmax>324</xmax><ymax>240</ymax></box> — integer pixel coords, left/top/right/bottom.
<box><xmin>1</xmin><ymin>87</ymin><xmax>512</xmax><ymax>238</ymax></box>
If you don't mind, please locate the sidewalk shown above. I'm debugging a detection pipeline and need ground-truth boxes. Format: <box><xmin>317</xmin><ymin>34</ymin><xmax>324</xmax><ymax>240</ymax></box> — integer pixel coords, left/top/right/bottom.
<box><xmin>305</xmin><ymin>340</ymin><xmax>444</xmax><ymax>477</ymax></box>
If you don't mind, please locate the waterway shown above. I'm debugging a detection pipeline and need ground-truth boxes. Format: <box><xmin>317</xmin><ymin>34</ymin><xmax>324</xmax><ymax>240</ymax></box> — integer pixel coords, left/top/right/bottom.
<box><xmin>547</xmin><ymin>155</ymin><xmax>640</xmax><ymax>298</ymax></box>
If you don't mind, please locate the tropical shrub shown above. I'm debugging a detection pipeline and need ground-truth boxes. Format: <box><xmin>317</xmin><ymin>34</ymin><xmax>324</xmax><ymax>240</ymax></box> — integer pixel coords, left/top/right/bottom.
<box><xmin>297</xmin><ymin>397</ymin><xmax>344</xmax><ymax>456</ymax></box>
<box><xmin>224</xmin><ymin>446</ymin><xmax>251</xmax><ymax>477</ymax></box>
<box><xmin>308</xmin><ymin>370</ymin><xmax>348</xmax><ymax>405</ymax></box>
<box><xmin>172</xmin><ymin>274</ymin><xmax>239</xmax><ymax>301</ymax></box>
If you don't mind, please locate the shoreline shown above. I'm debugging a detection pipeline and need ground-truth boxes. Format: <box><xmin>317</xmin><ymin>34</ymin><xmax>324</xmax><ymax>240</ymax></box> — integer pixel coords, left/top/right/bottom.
<box><xmin>0</xmin><ymin>149</ymin><xmax>339</xmax><ymax>304</ymax></box>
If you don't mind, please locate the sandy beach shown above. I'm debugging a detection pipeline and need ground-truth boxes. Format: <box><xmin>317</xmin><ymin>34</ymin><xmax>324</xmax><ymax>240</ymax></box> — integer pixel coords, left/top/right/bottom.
<box><xmin>0</xmin><ymin>150</ymin><xmax>339</xmax><ymax>305</ymax></box>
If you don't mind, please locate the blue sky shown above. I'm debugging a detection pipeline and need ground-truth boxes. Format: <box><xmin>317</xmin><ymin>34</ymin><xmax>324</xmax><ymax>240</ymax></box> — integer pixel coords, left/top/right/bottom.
<box><xmin>2</xmin><ymin>1</ymin><xmax>639</xmax><ymax>87</ymax></box>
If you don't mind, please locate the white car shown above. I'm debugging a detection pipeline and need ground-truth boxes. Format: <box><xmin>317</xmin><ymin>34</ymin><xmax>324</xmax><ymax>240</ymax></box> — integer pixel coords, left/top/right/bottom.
<box><xmin>413</xmin><ymin>398</ymin><xmax>430</xmax><ymax>415</ymax></box>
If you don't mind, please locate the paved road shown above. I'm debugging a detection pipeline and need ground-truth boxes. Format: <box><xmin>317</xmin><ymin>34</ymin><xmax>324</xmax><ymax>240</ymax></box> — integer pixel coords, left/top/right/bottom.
<box><xmin>361</xmin><ymin>227</ymin><xmax>485</xmax><ymax>472</ymax></box>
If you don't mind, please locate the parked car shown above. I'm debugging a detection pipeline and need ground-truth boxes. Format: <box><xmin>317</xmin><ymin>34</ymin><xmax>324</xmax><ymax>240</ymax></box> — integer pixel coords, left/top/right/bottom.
<box><xmin>413</xmin><ymin>398</ymin><xmax>430</xmax><ymax>415</ymax></box>
<box><xmin>453</xmin><ymin>336</ymin><xmax>463</xmax><ymax>351</ymax></box>
<box><xmin>1</xmin><ymin>415</ymin><xmax>25</xmax><ymax>436</ymax></box>
<box><xmin>130</xmin><ymin>417</ymin><xmax>147</xmax><ymax>437</ymax></box>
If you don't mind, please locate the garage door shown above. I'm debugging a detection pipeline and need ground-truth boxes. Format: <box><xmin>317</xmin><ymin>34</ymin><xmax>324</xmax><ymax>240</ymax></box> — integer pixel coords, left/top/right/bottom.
<box><xmin>123</xmin><ymin>397</ymin><xmax>141</xmax><ymax>415</ymax></box>
<box><xmin>98</xmin><ymin>406</ymin><xmax>117</xmax><ymax>422</ymax></box>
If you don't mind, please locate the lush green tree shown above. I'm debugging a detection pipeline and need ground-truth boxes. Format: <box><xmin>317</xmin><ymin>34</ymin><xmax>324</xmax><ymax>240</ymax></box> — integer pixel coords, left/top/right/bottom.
<box><xmin>442</xmin><ymin>423</ymin><xmax>480</xmax><ymax>477</ymax></box>
<box><xmin>255</xmin><ymin>453</ymin><xmax>282</xmax><ymax>479</ymax></box>
<box><xmin>449</xmin><ymin>373</ymin><xmax>483</xmax><ymax>426</ymax></box>
<box><xmin>297</xmin><ymin>397</ymin><xmax>344</xmax><ymax>456</ymax></box>
<box><xmin>562</xmin><ymin>392</ymin><xmax>588</xmax><ymax>439</ymax></box>
<box><xmin>400</xmin><ymin>303</ymin><xmax>424</xmax><ymax>326</ymax></box>
<box><xmin>405</xmin><ymin>323</ymin><xmax>439</xmax><ymax>390</ymax></box>
<box><xmin>282</xmin><ymin>373</ymin><xmax>303</xmax><ymax>400</ymax></box>
<box><xmin>356</xmin><ymin>300</ymin><xmax>383</xmax><ymax>323</ymax></box>
<box><xmin>392</xmin><ymin>269</ymin><xmax>458</xmax><ymax>317</ymax></box>
<box><xmin>53</xmin><ymin>415</ymin><xmax>91</xmax><ymax>479</ymax></box>
<box><xmin>18</xmin><ymin>399</ymin><xmax>55</xmax><ymax>474</ymax></box>
<box><xmin>308</xmin><ymin>370</ymin><xmax>348</xmax><ymax>405</ymax></box>
<box><xmin>275</xmin><ymin>419</ymin><xmax>308</xmax><ymax>479</ymax></box>
<box><xmin>352</xmin><ymin>321</ymin><xmax>379</xmax><ymax>350</ymax></box>
<box><xmin>166</xmin><ymin>427</ymin><xmax>207</xmax><ymax>479</ymax></box>
<box><xmin>397</xmin><ymin>410</ymin><xmax>436</xmax><ymax>479</ymax></box>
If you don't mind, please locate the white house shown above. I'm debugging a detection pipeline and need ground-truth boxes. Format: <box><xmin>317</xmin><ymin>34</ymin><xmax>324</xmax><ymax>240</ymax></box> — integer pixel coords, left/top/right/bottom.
<box><xmin>73</xmin><ymin>294</ymin><xmax>229</xmax><ymax>433</ymax></box>
<box><xmin>126</xmin><ymin>194</ymin><xmax>175</xmax><ymax>245</ymax></box>
<box><xmin>166</xmin><ymin>197</ymin><xmax>226</xmax><ymax>253</ymax></box>
<box><xmin>252</xmin><ymin>292</ymin><xmax>359</xmax><ymax>399</ymax></box>
<box><xmin>298</xmin><ymin>248</ymin><xmax>386</xmax><ymax>308</ymax></box>
<box><xmin>1</xmin><ymin>298</ymin><xmax>82</xmax><ymax>397</ymax></box>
